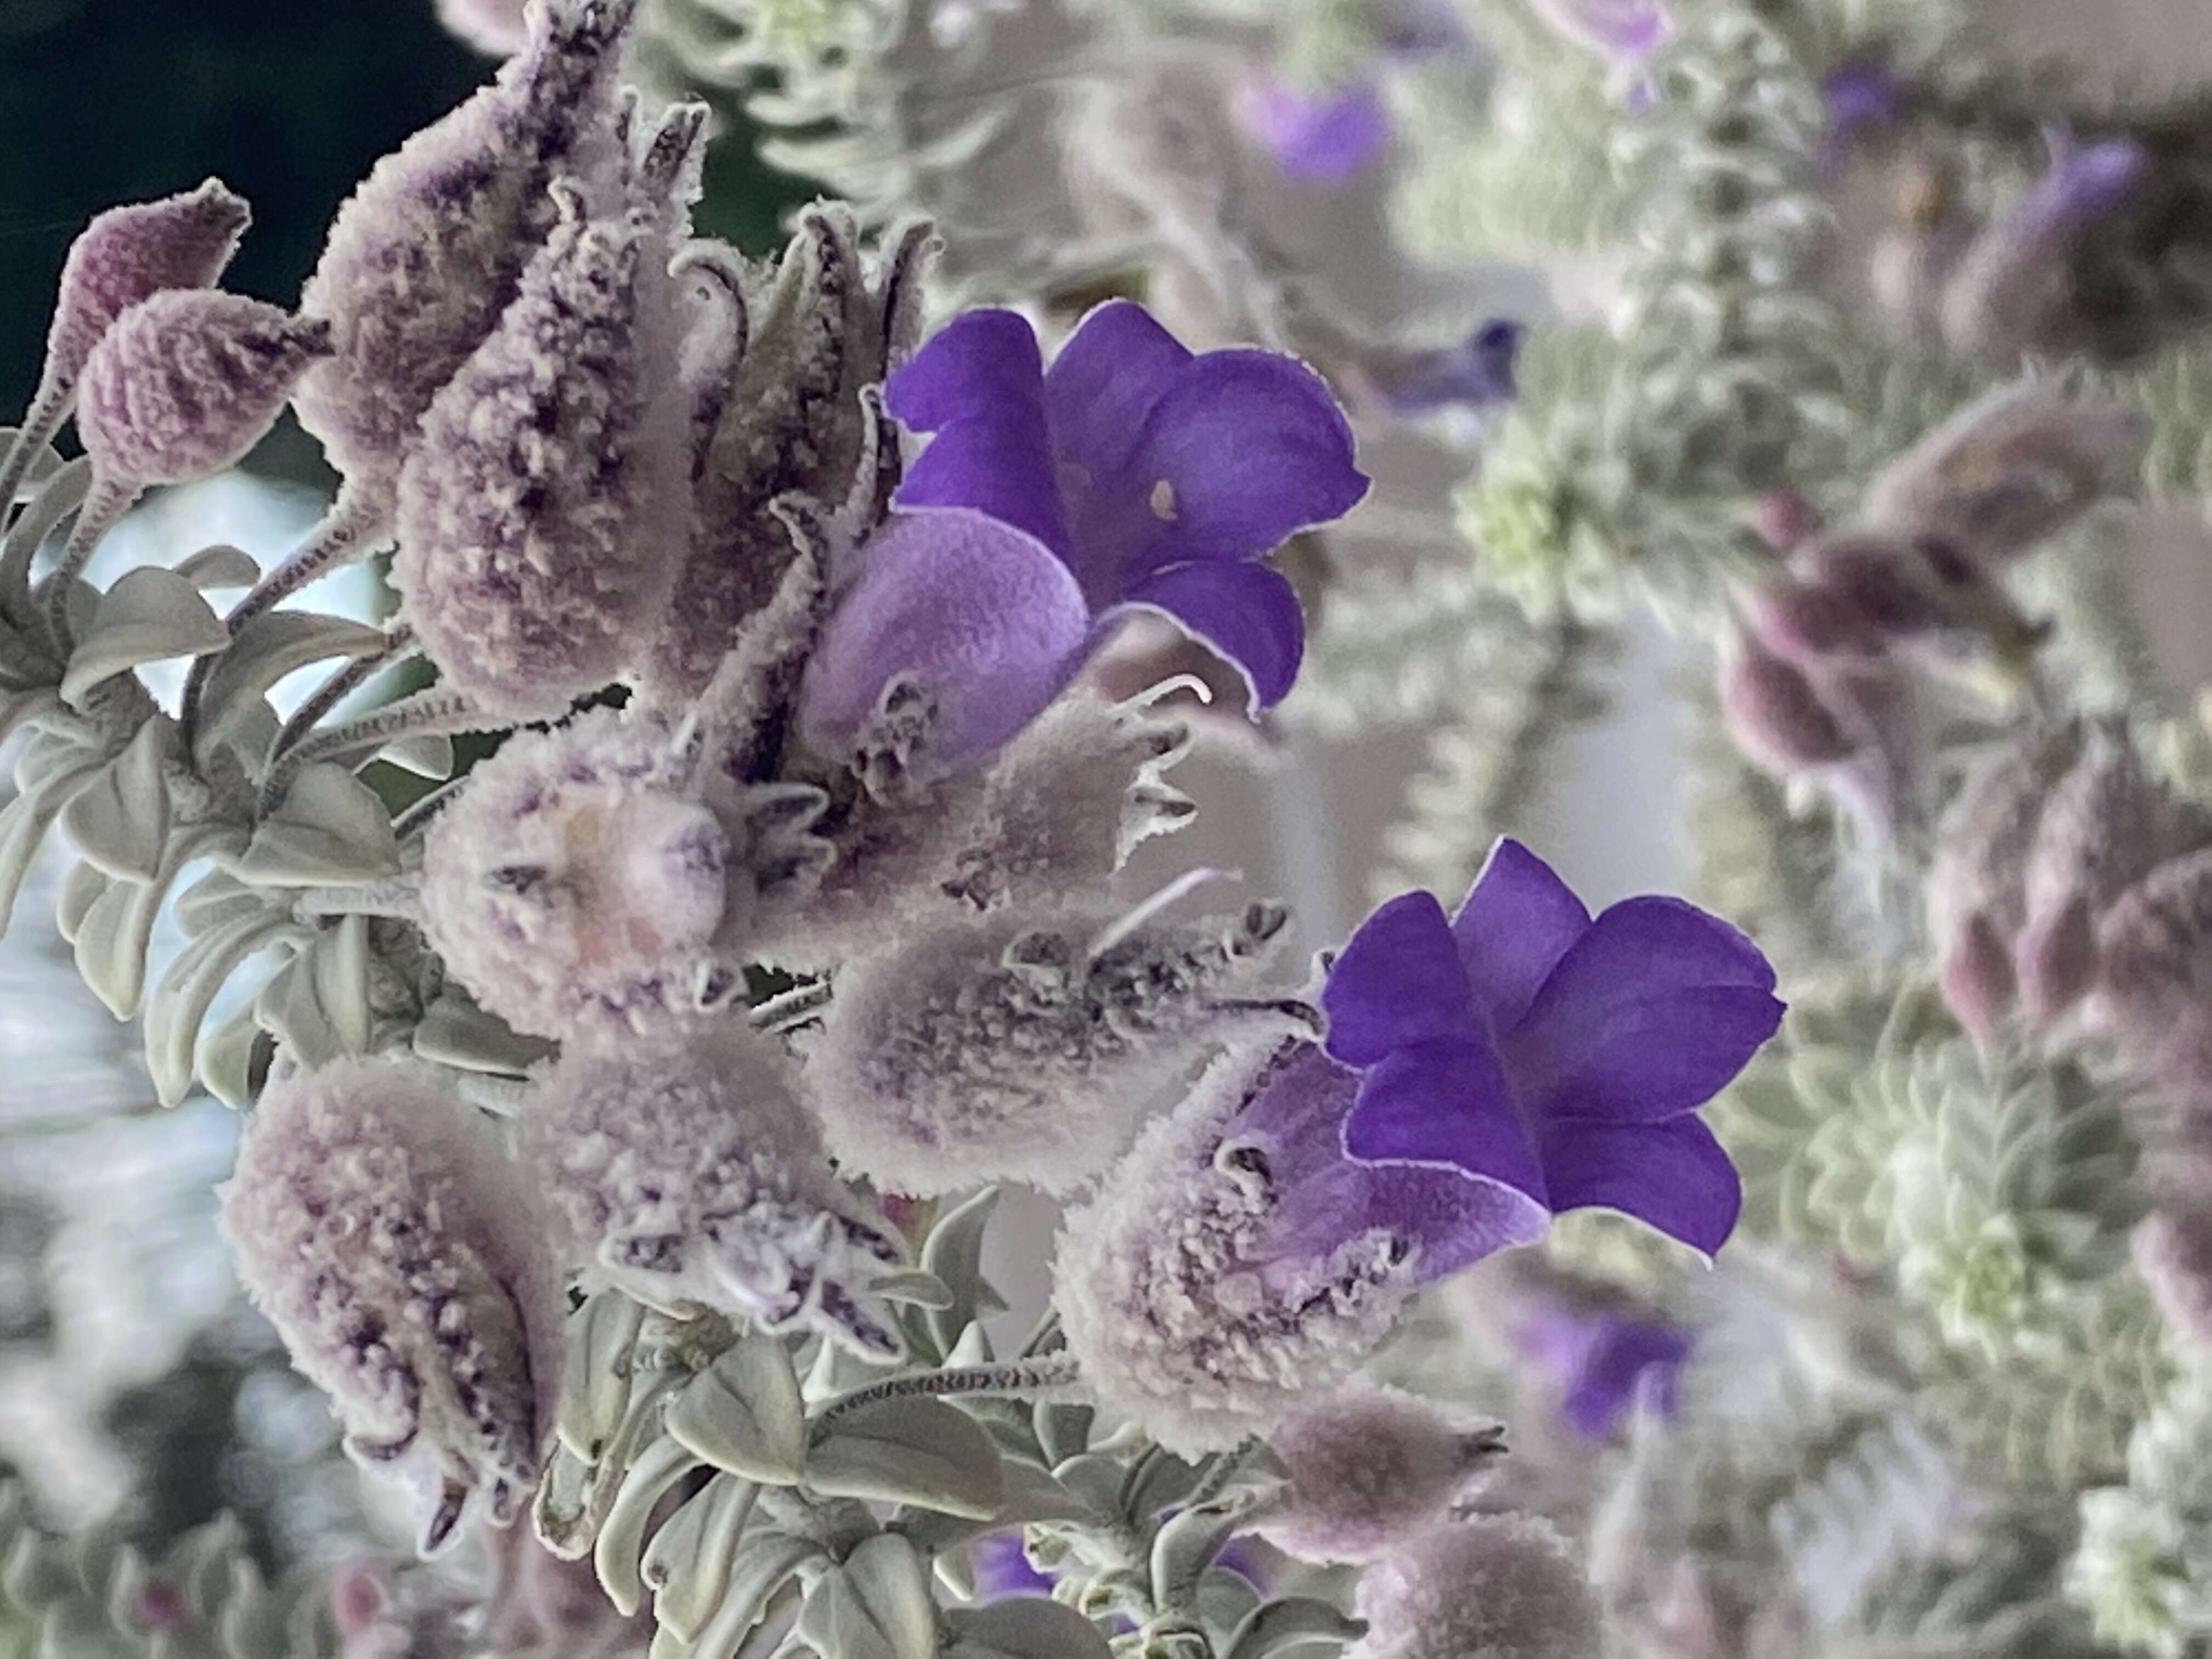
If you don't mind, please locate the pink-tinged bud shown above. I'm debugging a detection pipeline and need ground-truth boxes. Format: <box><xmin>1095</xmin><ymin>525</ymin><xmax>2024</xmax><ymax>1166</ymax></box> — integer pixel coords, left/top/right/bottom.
<box><xmin>1719</xmin><ymin>632</ymin><xmax>1859</xmax><ymax>777</ymax></box>
<box><xmin>1792</xmin><ymin>532</ymin><xmax>1970</xmax><ymax>641</ymax></box>
<box><xmin>393</xmin><ymin>112</ymin><xmax>705</xmax><ymax>720</ymax></box>
<box><xmin>799</xmin><ymin>895</ymin><xmax>1299</xmax><ymax>1197</ymax></box>
<box><xmin>218</xmin><ymin>1057</ymin><xmax>556</xmax><ymax>1555</ymax></box>
<box><xmin>294</xmin><ymin>0</ymin><xmax>637</xmax><ymax>494</ymax></box>
<box><xmin>437</xmin><ymin>0</ymin><xmax>530</xmax><ymax>55</ymax></box>
<box><xmin>1746</xmin><ymin>575</ymin><xmax>1882</xmax><ymax>660</ymax></box>
<box><xmin>1256</xmin><ymin>1384</ymin><xmax>1502</xmax><ymax>1565</ymax></box>
<box><xmin>1750</xmin><ymin>489</ymin><xmax>1819</xmax><ymax>551</ymax></box>
<box><xmin>1863</xmin><ymin>378</ymin><xmax>2148</xmax><ymax>561</ymax></box>
<box><xmin>522</xmin><ymin>1027</ymin><xmax>909</xmax><ymax>1357</ymax></box>
<box><xmin>1939</xmin><ymin>910</ymin><xmax>2017</xmax><ymax>1047</ymax></box>
<box><xmin>2134</xmin><ymin>1210</ymin><xmax>2212</xmax><ymax>1346</ymax></box>
<box><xmin>75</xmin><ymin>292</ymin><xmax>331</xmax><ymax>485</ymax></box>
<box><xmin>2097</xmin><ymin>847</ymin><xmax>2212</xmax><ymax>1047</ymax></box>
<box><xmin>1347</xmin><ymin>1516</ymin><xmax>1603</xmax><ymax>1659</ymax></box>
<box><xmin>37</xmin><ymin>179</ymin><xmax>251</xmax><ymax>412</ymax></box>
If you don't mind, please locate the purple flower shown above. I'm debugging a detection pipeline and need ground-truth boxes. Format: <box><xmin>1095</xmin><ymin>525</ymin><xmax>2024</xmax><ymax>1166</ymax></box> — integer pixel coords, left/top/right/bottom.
<box><xmin>1527</xmin><ymin>0</ymin><xmax>1672</xmax><ymax>64</ymax></box>
<box><xmin>1323</xmin><ymin>838</ymin><xmax>1781</xmax><ymax>1257</ymax></box>
<box><xmin>798</xmin><ymin>301</ymin><xmax>1366</xmax><ymax>773</ymax></box>
<box><xmin>970</xmin><ymin>1534</ymin><xmax>1056</xmax><ymax>1600</ymax></box>
<box><xmin>1517</xmin><ymin>1309</ymin><xmax>1692</xmax><ymax>1437</ymax></box>
<box><xmin>1822</xmin><ymin>59</ymin><xmax>1903</xmax><ymax>165</ymax></box>
<box><xmin>1367</xmin><ymin>319</ymin><xmax>1521</xmax><ymax>418</ymax></box>
<box><xmin>1234</xmin><ymin>77</ymin><xmax>1391</xmax><ymax>184</ymax></box>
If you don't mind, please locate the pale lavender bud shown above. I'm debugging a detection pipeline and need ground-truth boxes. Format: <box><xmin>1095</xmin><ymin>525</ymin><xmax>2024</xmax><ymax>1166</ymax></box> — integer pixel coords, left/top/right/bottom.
<box><xmin>437</xmin><ymin>0</ymin><xmax>531</xmax><ymax>54</ymax></box>
<box><xmin>1347</xmin><ymin>1516</ymin><xmax>1603</xmax><ymax>1659</ymax></box>
<box><xmin>36</xmin><ymin>179</ymin><xmax>251</xmax><ymax>412</ymax></box>
<box><xmin>2134</xmin><ymin>1210</ymin><xmax>2212</xmax><ymax>1347</ymax></box>
<box><xmin>75</xmin><ymin>291</ymin><xmax>331</xmax><ymax>485</ymax></box>
<box><xmin>1792</xmin><ymin>531</ymin><xmax>2033</xmax><ymax>650</ymax></box>
<box><xmin>418</xmin><ymin>705</ymin><xmax>820</xmax><ymax>1044</ymax></box>
<box><xmin>393</xmin><ymin>112</ymin><xmax>705</xmax><ymax>719</ymax></box>
<box><xmin>1939</xmin><ymin>911</ymin><xmax>2016</xmax><ymax>1049</ymax></box>
<box><xmin>217</xmin><ymin>1057</ymin><xmax>556</xmax><ymax>1555</ymax></box>
<box><xmin>1255</xmin><ymin>1384</ymin><xmax>1502</xmax><ymax>1565</ymax></box>
<box><xmin>1862</xmin><ymin>379</ymin><xmax>2148</xmax><ymax>561</ymax></box>
<box><xmin>1718</xmin><ymin>631</ymin><xmax>1858</xmax><ymax>777</ymax></box>
<box><xmin>294</xmin><ymin>0</ymin><xmax>637</xmax><ymax>493</ymax></box>
<box><xmin>800</xmin><ymin>893</ymin><xmax>1298</xmax><ymax>1197</ymax></box>
<box><xmin>2097</xmin><ymin>846</ymin><xmax>2212</xmax><ymax>1051</ymax></box>
<box><xmin>522</xmin><ymin>1026</ymin><xmax>909</xmax><ymax>1357</ymax></box>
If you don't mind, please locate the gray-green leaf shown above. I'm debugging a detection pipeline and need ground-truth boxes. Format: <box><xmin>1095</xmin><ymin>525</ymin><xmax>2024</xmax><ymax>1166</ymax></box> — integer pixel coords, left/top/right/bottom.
<box><xmin>642</xmin><ymin>1475</ymin><xmax>759</xmax><ymax>1643</ymax></box>
<box><xmin>808</xmin><ymin>1397</ymin><xmax>1007</xmax><ymax>1520</ymax></box>
<box><xmin>796</xmin><ymin>1534</ymin><xmax>936</xmax><ymax>1659</ymax></box>
<box><xmin>690</xmin><ymin>1531</ymin><xmax>822</xmax><ymax>1659</ymax></box>
<box><xmin>667</xmin><ymin>1332</ymin><xmax>808</xmax><ymax>1486</ymax></box>
<box><xmin>412</xmin><ymin>989</ymin><xmax>554</xmax><ymax>1077</ymax></box>
<box><xmin>253</xmin><ymin>915</ymin><xmax>371</xmax><ymax>1068</ymax></box>
<box><xmin>921</xmin><ymin>1187</ymin><xmax>1009</xmax><ymax>1356</ymax></box>
<box><xmin>943</xmin><ymin>1598</ymin><xmax>1114</xmax><ymax>1659</ymax></box>
<box><xmin>1222</xmin><ymin>1596</ymin><xmax>1367</xmax><ymax>1659</ymax></box>
<box><xmin>59</xmin><ymin>714</ymin><xmax>174</xmax><ymax>879</ymax></box>
<box><xmin>233</xmin><ymin>764</ymin><xmax>400</xmax><ymax>885</ymax></box>
<box><xmin>1150</xmin><ymin>1500</ymin><xmax>1249</xmax><ymax>1613</ymax></box>
<box><xmin>193</xmin><ymin>612</ymin><xmax>390</xmax><ymax>760</ymax></box>
<box><xmin>58</xmin><ymin>568</ymin><xmax>229</xmax><ymax>709</ymax></box>
<box><xmin>595</xmin><ymin>1436</ymin><xmax>700</xmax><ymax>1618</ymax></box>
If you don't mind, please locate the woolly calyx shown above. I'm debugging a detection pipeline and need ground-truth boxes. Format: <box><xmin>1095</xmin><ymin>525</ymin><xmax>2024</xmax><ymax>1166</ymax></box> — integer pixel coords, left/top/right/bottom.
<box><xmin>217</xmin><ymin>1056</ymin><xmax>554</xmax><ymax>1556</ymax></box>
<box><xmin>648</xmin><ymin>207</ymin><xmax>935</xmax><ymax>701</ymax></box>
<box><xmin>1346</xmin><ymin>1515</ymin><xmax>1604</xmax><ymax>1659</ymax></box>
<box><xmin>522</xmin><ymin>1026</ymin><xmax>909</xmax><ymax>1357</ymax></box>
<box><xmin>32</xmin><ymin>178</ymin><xmax>250</xmax><ymax>421</ymax></box>
<box><xmin>75</xmin><ymin>291</ymin><xmax>332</xmax><ymax>486</ymax></box>
<box><xmin>800</xmin><ymin>893</ymin><xmax>1304</xmax><ymax>1197</ymax></box>
<box><xmin>1255</xmin><ymin>1383</ymin><xmax>1503</xmax><ymax>1564</ymax></box>
<box><xmin>293</xmin><ymin>0</ymin><xmax>637</xmax><ymax>496</ymax></box>
<box><xmin>393</xmin><ymin>109</ymin><xmax>706</xmax><ymax>720</ymax></box>
<box><xmin>418</xmin><ymin>704</ymin><xmax>823</xmax><ymax>1045</ymax></box>
<box><xmin>1054</xmin><ymin>1045</ymin><xmax>1426</xmax><ymax>1458</ymax></box>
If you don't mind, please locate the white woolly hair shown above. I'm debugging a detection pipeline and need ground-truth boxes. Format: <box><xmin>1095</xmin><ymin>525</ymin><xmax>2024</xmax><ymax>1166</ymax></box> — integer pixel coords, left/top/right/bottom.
<box><xmin>1348</xmin><ymin>1515</ymin><xmax>1604</xmax><ymax>1659</ymax></box>
<box><xmin>1256</xmin><ymin>1382</ymin><xmax>1500</xmax><ymax>1565</ymax></box>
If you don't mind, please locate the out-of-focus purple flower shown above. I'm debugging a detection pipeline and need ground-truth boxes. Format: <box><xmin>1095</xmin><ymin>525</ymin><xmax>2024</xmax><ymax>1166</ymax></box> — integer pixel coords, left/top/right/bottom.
<box><xmin>799</xmin><ymin>301</ymin><xmax>1365</xmax><ymax>774</ymax></box>
<box><xmin>1054</xmin><ymin>840</ymin><xmax>1773</xmax><ymax>1452</ymax></box>
<box><xmin>1517</xmin><ymin>1308</ymin><xmax>1692</xmax><ymax>1437</ymax></box>
<box><xmin>970</xmin><ymin>1533</ymin><xmax>1056</xmax><ymax>1600</ymax></box>
<box><xmin>1366</xmin><ymin>319</ymin><xmax>1521</xmax><ymax>418</ymax></box>
<box><xmin>1821</xmin><ymin>59</ymin><xmax>1904</xmax><ymax>165</ymax></box>
<box><xmin>1324</xmin><ymin>838</ymin><xmax>1780</xmax><ymax>1258</ymax></box>
<box><xmin>1234</xmin><ymin>77</ymin><xmax>1391</xmax><ymax>184</ymax></box>
<box><xmin>1527</xmin><ymin>0</ymin><xmax>1672</xmax><ymax>64</ymax></box>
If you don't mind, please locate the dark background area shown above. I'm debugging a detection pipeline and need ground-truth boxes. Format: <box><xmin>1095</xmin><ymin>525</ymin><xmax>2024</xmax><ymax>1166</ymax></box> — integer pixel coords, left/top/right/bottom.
<box><xmin>0</xmin><ymin>0</ymin><xmax>804</xmax><ymax>480</ymax></box>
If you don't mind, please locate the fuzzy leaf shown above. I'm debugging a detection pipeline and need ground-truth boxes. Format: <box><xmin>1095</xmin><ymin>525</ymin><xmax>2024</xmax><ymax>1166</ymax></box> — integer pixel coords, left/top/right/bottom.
<box><xmin>233</xmin><ymin>763</ymin><xmax>400</xmax><ymax>885</ymax></box>
<box><xmin>944</xmin><ymin>1598</ymin><xmax>1114</xmax><ymax>1659</ymax></box>
<box><xmin>690</xmin><ymin>1532</ymin><xmax>823</xmax><ymax>1657</ymax></box>
<box><xmin>58</xmin><ymin>714</ymin><xmax>173</xmax><ymax>879</ymax></box>
<box><xmin>1222</xmin><ymin>1597</ymin><xmax>1368</xmax><ymax>1659</ymax></box>
<box><xmin>667</xmin><ymin>1331</ymin><xmax>809</xmax><ymax>1486</ymax></box>
<box><xmin>642</xmin><ymin>1474</ymin><xmax>758</xmax><ymax>1644</ymax></box>
<box><xmin>798</xmin><ymin>1534</ymin><xmax>937</xmax><ymax>1659</ymax></box>
<box><xmin>380</xmin><ymin>731</ymin><xmax>454</xmax><ymax>778</ymax></box>
<box><xmin>146</xmin><ymin>906</ymin><xmax>296</xmax><ymax>1106</ymax></box>
<box><xmin>197</xmin><ymin>998</ymin><xmax>268</xmax><ymax>1110</ymax></box>
<box><xmin>73</xmin><ymin>865</ymin><xmax>167</xmax><ymax>1018</ymax></box>
<box><xmin>173</xmin><ymin>544</ymin><xmax>259</xmax><ymax>591</ymax></box>
<box><xmin>193</xmin><ymin>611</ymin><xmax>390</xmax><ymax>758</ymax></box>
<box><xmin>1034</xmin><ymin>1403</ymin><xmax>1094</xmax><ymax>1468</ymax></box>
<box><xmin>553</xmin><ymin>1290</ymin><xmax>648</xmax><ymax>1466</ymax></box>
<box><xmin>1150</xmin><ymin>1500</ymin><xmax>1248</xmax><ymax>1612</ymax></box>
<box><xmin>0</xmin><ymin>689</ymin><xmax>64</xmax><ymax>752</ymax></box>
<box><xmin>0</xmin><ymin>747</ymin><xmax>106</xmax><ymax>939</ymax></box>
<box><xmin>922</xmin><ymin>1186</ymin><xmax>1008</xmax><ymax>1355</ymax></box>
<box><xmin>808</xmin><ymin>1397</ymin><xmax>1007</xmax><ymax>1519</ymax></box>
<box><xmin>411</xmin><ymin>989</ymin><xmax>554</xmax><ymax>1076</ymax></box>
<box><xmin>595</xmin><ymin>1436</ymin><xmax>699</xmax><ymax>1619</ymax></box>
<box><xmin>253</xmin><ymin>915</ymin><xmax>371</xmax><ymax>1068</ymax></box>
<box><xmin>58</xmin><ymin>568</ymin><xmax>229</xmax><ymax>709</ymax></box>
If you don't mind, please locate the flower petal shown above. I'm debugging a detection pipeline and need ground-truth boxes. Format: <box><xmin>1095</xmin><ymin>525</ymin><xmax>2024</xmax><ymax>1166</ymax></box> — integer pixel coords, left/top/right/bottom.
<box><xmin>1108</xmin><ymin>558</ymin><xmax>1305</xmax><ymax>712</ymax></box>
<box><xmin>1322</xmin><ymin>891</ymin><xmax>1477</xmax><ymax>1065</ymax></box>
<box><xmin>1041</xmin><ymin>299</ymin><xmax>1194</xmax><ymax>488</ymax></box>
<box><xmin>1235</xmin><ymin>77</ymin><xmax>1390</xmax><ymax>184</ymax></box>
<box><xmin>798</xmin><ymin>509</ymin><xmax>1090</xmax><ymax>767</ymax></box>
<box><xmin>1448</xmin><ymin>838</ymin><xmax>1592</xmax><ymax>1031</ymax></box>
<box><xmin>1340</xmin><ymin>1040</ymin><xmax>1547</xmax><ymax>1211</ymax></box>
<box><xmin>1119</xmin><ymin>351</ymin><xmax>1368</xmax><ymax>582</ymax></box>
<box><xmin>1506</xmin><ymin>896</ymin><xmax>1781</xmax><ymax>1122</ymax></box>
<box><xmin>1534</xmin><ymin>1116</ymin><xmax>1742</xmax><ymax>1258</ymax></box>
<box><xmin>1266</xmin><ymin>1156</ymin><xmax>1550</xmax><ymax>1285</ymax></box>
<box><xmin>887</xmin><ymin>309</ymin><xmax>1071</xmax><ymax>561</ymax></box>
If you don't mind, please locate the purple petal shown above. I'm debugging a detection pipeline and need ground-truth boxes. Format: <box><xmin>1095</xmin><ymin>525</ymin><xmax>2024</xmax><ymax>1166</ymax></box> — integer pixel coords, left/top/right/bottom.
<box><xmin>798</xmin><ymin>509</ymin><xmax>1090</xmax><ymax>766</ymax></box>
<box><xmin>1537</xmin><ymin>1115</ymin><xmax>1741</xmax><ymax>1257</ymax></box>
<box><xmin>2029</xmin><ymin>132</ymin><xmax>2147</xmax><ymax>233</ymax></box>
<box><xmin>887</xmin><ymin>310</ymin><xmax>1072</xmax><ymax>562</ymax></box>
<box><xmin>1340</xmin><ymin>1040</ymin><xmax>1547</xmax><ymax>1211</ymax></box>
<box><xmin>1530</xmin><ymin>0</ymin><xmax>1671</xmax><ymax>61</ymax></box>
<box><xmin>1108</xmin><ymin>559</ymin><xmax>1306</xmax><ymax>712</ymax></box>
<box><xmin>1371</xmin><ymin>320</ymin><xmax>1521</xmax><ymax>417</ymax></box>
<box><xmin>1448</xmin><ymin>838</ymin><xmax>1592</xmax><ymax>1032</ymax></box>
<box><xmin>1235</xmin><ymin>77</ymin><xmax>1390</xmax><ymax>184</ymax></box>
<box><xmin>1505</xmin><ymin>897</ymin><xmax>1781</xmax><ymax>1122</ymax></box>
<box><xmin>1521</xmin><ymin>1312</ymin><xmax>1691</xmax><ymax>1437</ymax></box>
<box><xmin>1042</xmin><ymin>300</ymin><xmax>1194</xmax><ymax>492</ymax></box>
<box><xmin>1323</xmin><ymin>891</ymin><xmax>1477</xmax><ymax>1065</ymax></box>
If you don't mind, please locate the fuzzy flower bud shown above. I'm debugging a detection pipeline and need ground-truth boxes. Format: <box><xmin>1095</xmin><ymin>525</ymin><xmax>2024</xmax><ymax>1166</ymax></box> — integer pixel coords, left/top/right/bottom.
<box><xmin>800</xmin><ymin>891</ymin><xmax>1301</xmax><ymax>1197</ymax></box>
<box><xmin>294</xmin><ymin>0</ymin><xmax>636</xmax><ymax>494</ymax></box>
<box><xmin>75</xmin><ymin>291</ymin><xmax>332</xmax><ymax>485</ymax></box>
<box><xmin>35</xmin><ymin>179</ymin><xmax>251</xmax><ymax>413</ymax></box>
<box><xmin>217</xmin><ymin>1057</ymin><xmax>555</xmax><ymax>1555</ymax></box>
<box><xmin>2098</xmin><ymin>847</ymin><xmax>2212</xmax><ymax>1063</ymax></box>
<box><xmin>393</xmin><ymin>111</ymin><xmax>704</xmax><ymax>719</ymax></box>
<box><xmin>1346</xmin><ymin>1516</ymin><xmax>1603</xmax><ymax>1659</ymax></box>
<box><xmin>1255</xmin><ymin>1384</ymin><xmax>1503</xmax><ymax>1565</ymax></box>
<box><xmin>1718</xmin><ymin>630</ymin><xmax>1858</xmax><ymax>777</ymax></box>
<box><xmin>419</xmin><ymin>704</ymin><xmax>830</xmax><ymax>1045</ymax></box>
<box><xmin>522</xmin><ymin>1026</ymin><xmax>908</xmax><ymax>1356</ymax></box>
